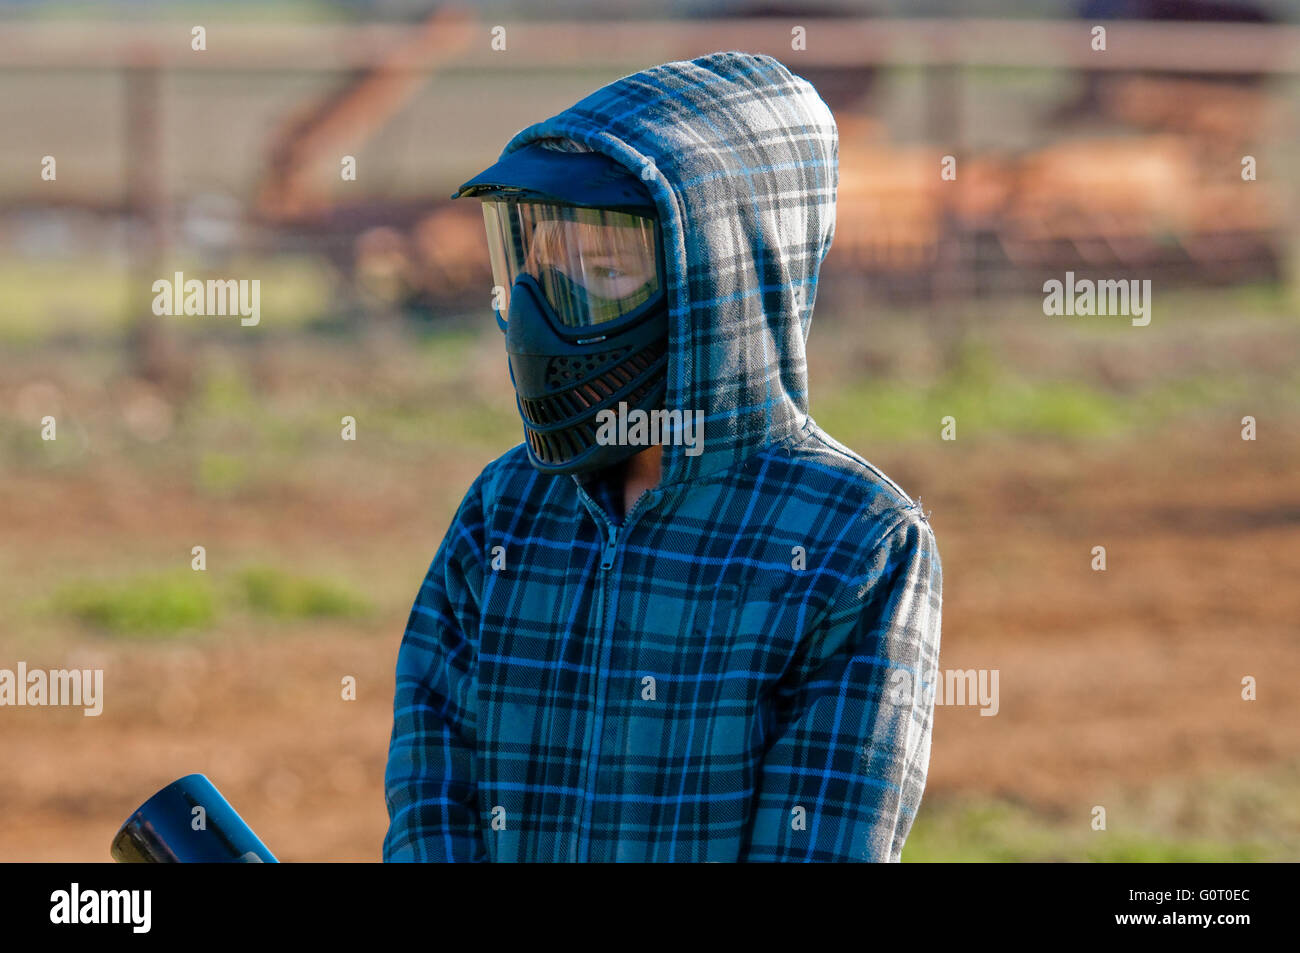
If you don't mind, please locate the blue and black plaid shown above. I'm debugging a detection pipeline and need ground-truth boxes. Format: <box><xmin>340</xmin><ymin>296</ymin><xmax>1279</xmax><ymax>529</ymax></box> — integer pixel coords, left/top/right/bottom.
<box><xmin>384</xmin><ymin>51</ymin><xmax>943</xmax><ymax>862</ymax></box>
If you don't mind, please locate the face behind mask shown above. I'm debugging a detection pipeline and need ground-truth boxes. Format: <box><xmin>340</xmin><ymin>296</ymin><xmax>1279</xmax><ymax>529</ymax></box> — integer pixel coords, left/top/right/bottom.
<box><xmin>480</xmin><ymin>199</ymin><xmax>670</xmax><ymax>476</ymax></box>
<box><xmin>451</xmin><ymin>140</ymin><xmax>672</xmax><ymax>476</ymax></box>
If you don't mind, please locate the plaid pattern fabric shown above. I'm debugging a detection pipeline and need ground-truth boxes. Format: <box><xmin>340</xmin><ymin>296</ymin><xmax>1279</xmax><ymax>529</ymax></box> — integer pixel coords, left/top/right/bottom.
<box><xmin>384</xmin><ymin>52</ymin><xmax>943</xmax><ymax>862</ymax></box>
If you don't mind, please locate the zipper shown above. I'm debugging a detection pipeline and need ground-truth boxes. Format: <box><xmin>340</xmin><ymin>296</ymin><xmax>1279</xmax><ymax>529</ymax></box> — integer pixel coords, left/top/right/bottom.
<box><xmin>573</xmin><ymin>486</ymin><xmax>658</xmax><ymax>862</ymax></box>
<box><xmin>599</xmin><ymin>521</ymin><xmax>618</xmax><ymax>570</ymax></box>
<box><xmin>575</xmin><ymin>503</ymin><xmax>616</xmax><ymax>863</ymax></box>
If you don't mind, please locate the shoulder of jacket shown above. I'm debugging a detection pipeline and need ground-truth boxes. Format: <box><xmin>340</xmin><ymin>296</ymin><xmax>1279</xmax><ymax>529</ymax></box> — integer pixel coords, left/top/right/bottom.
<box><xmin>472</xmin><ymin>443</ymin><xmax>534</xmax><ymax>503</ymax></box>
<box><xmin>777</xmin><ymin>424</ymin><xmax>929</xmax><ymax>532</ymax></box>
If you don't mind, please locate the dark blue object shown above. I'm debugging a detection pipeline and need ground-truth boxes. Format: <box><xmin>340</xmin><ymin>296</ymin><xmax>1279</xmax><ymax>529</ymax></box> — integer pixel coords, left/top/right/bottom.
<box><xmin>451</xmin><ymin>140</ymin><xmax>654</xmax><ymax>211</ymax></box>
<box><xmin>111</xmin><ymin>774</ymin><xmax>278</xmax><ymax>863</ymax></box>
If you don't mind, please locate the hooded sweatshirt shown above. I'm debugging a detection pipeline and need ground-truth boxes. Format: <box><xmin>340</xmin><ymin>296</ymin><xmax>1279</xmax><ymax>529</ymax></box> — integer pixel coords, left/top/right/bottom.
<box><xmin>384</xmin><ymin>51</ymin><xmax>942</xmax><ymax>863</ymax></box>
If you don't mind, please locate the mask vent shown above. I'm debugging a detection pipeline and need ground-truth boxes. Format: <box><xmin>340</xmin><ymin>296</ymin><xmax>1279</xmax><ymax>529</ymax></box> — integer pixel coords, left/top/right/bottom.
<box><xmin>545</xmin><ymin>348</ymin><xmax>629</xmax><ymax>389</ymax></box>
<box><xmin>519</xmin><ymin>339</ymin><xmax>668</xmax><ymax>468</ymax></box>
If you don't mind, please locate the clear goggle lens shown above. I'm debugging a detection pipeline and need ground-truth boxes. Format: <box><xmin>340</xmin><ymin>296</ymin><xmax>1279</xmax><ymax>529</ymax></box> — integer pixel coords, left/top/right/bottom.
<box><xmin>481</xmin><ymin>200</ymin><xmax>661</xmax><ymax>329</ymax></box>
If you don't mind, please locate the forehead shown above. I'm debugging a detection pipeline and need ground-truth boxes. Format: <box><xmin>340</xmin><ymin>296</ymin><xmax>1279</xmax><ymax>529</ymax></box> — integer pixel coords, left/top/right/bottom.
<box><xmin>532</xmin><ymin>217</ymin><xmax>653</xmax><ymax>243</ymax></box>
<box><xmin>523</xmin><ymin>209</ymin><xmax>658</xmax><ymax>251</ymax></box>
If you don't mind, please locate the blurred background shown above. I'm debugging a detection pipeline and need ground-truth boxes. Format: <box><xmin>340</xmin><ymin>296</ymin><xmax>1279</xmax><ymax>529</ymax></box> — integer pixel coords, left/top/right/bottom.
<box><xmin>1</xmin><ymin>0</ymin><xmax>1298</xmax><ymax>862</ymax></box>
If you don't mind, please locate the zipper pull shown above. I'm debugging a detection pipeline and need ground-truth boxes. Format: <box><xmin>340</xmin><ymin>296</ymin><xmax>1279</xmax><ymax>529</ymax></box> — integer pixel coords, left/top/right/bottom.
<box><xmin>600</xmin><ymin>523</ymin><xmax>619</xmax><ymax>571</ymax></box>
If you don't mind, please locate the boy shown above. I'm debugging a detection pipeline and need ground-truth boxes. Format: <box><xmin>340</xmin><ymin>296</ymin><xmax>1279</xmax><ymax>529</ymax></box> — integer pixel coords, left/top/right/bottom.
<box><xmin>383</xmin><ymin>51</ymin><xmax>942</xmax><ymax>862</ymax></box>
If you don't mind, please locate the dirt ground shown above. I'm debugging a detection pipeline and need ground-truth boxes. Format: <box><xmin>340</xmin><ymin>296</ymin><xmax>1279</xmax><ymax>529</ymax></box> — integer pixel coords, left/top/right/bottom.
<box><xmin>2</xmin><ymin>425</ymin><xmax>1297</xmax><ymax>861</ymax></box>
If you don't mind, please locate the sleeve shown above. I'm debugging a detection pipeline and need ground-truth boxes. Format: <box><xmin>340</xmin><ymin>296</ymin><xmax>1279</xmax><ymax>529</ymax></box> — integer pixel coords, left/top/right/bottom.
<box><xmin>382</xmin><ymin>480</ymin><xmax>489</xmax><ymax>862</ymax></box>
<box><xmin>739</xmin><ymin>509</ymin><xmax>943</xmax><ymax>862</ymax></box>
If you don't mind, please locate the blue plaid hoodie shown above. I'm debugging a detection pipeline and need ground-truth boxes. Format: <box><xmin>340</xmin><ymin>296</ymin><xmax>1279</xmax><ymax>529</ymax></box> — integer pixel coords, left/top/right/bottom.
<box><xmin>384</xmin><ymin>51</ymin><xmax>943</xmax><ymax>862</ymax></box>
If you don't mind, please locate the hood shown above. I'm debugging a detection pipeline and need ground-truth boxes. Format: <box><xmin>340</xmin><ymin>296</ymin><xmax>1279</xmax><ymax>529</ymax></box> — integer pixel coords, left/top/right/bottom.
<box><xmin>498</xmin><ymin>51</ymin><xmax>838</xmax><ymax>487</ymax></box>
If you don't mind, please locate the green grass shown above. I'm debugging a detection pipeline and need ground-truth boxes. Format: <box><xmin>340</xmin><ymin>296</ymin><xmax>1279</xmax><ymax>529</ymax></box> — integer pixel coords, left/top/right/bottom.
<box><xmin>904</xmin><ymin>760</ymin><xmax>1300</xmax><ymax>862</ymax></box>
<box><xmin>904</xmin><ymin>798</ymin><xmax>1280</xmax><ymax>863</ymax></box>
<box><xmin>0</xmin><ymin>259</ymin><xmax>134</xmax><ymax>343</ymax></box>
<box><xmin>816</xmin><ymin>340</ymin><xmax>1127</xmax><ymax>443</ymax></box>
<box><xmin>236</xmin><ymin>565</ymin><xmax>371</xmax><ymax>621</ymax></box>
<box><xmin>196</xmin><ymin>451</ymin><xmax>251</xmax><ymax>495</ymax></box>
<box><xmin>0</xmin><ymin>254</ymin><xmax>335</xmax><ymax>344</ymax></box>
<box><xmin>813</xmin><ymin>334</ymin><xmax>1291</xmax><ymax>446</ymax></box>
<box><xmin>51</xmin><ymin>572</ymin><xmax>217</xmax><ymax>637</ymax></box>
<box><xmin>46</xmin><ymin>565</ymin><xmax>373</xmax><ymax>637</ymax></box>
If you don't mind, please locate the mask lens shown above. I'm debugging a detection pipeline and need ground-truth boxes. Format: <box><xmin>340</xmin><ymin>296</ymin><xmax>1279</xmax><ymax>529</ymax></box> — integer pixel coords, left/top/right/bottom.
<box><xmin>480</xmin><ymin>200</ymin><xmax>660</xmax><ymax>329</ymax></box>
<box><xmin>481</xmin><ymin>201</ymin><xmax>522</xmax><ymax>323</ymax></box>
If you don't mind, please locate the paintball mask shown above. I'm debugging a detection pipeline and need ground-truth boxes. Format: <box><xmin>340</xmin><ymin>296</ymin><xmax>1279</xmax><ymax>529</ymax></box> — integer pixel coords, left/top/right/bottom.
<box><xmin>453</xmin><ymin>141</ymin><xmax>669</xmax><ymax>476</ymax></box>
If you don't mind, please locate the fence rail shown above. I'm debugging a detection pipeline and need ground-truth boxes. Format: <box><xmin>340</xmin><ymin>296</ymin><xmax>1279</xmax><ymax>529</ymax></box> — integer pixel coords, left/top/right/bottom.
<box><xmin>0</xmin><ymin>17</ymin><xmax>1297</xmax><ymax>74</ymax></box>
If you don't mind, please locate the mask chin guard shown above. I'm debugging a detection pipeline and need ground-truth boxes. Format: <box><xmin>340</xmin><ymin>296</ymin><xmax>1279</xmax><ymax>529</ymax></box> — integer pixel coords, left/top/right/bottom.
<box><xmin>504</xmin><ymin>273</ymin><xmax>670</xmax><ymax>477</ymax></box>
